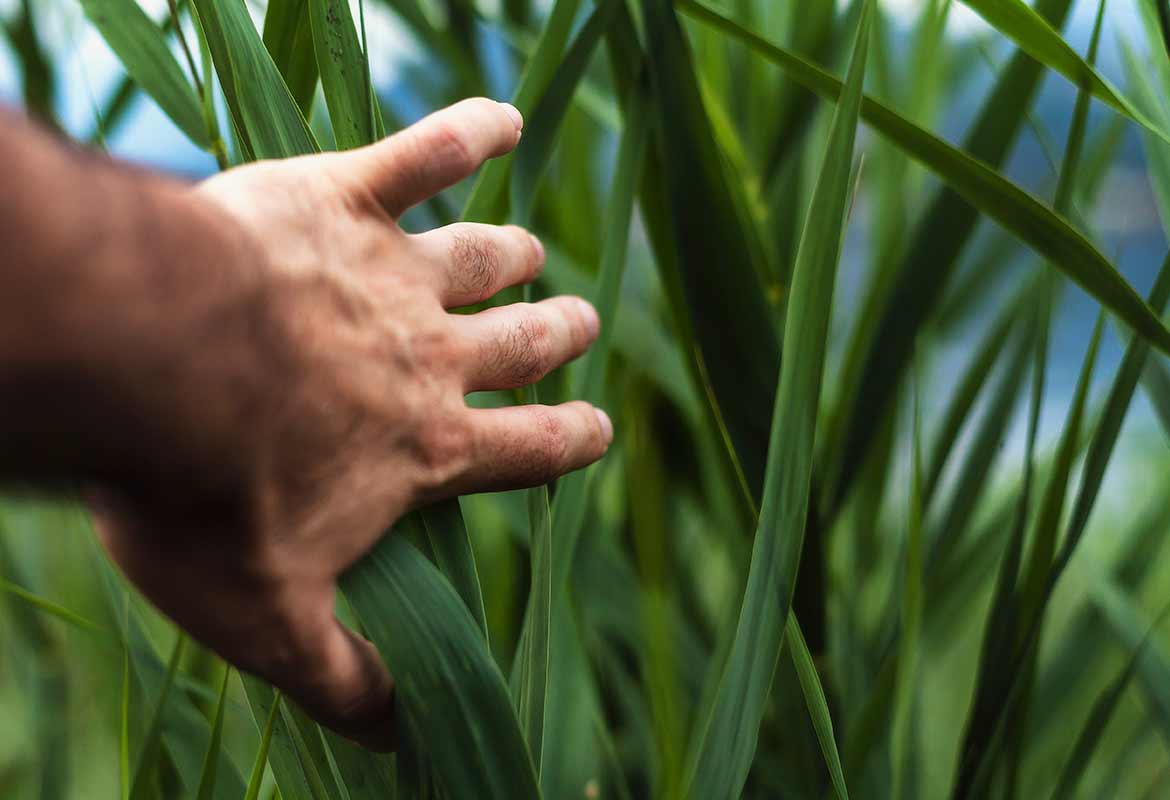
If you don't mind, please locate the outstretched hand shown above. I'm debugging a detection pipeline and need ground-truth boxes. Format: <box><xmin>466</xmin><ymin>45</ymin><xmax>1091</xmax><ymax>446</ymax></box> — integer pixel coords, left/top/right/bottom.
<box><xmin>88</xmin><ymin>98</ymin><xmax>611</xmax><ymax>750</ymax></box>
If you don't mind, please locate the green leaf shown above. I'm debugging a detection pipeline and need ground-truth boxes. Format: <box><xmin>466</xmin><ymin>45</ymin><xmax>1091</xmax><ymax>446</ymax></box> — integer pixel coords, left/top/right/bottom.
<box><xmin>551</xmin><ymin>79</ymin><xmax>649</xmax><ymax>592</ymax></box>
<box><xmin>129</xmin><ymin>633</ymin><xmax>186</xmax><ymax>800</ymax></box>
<box><xmin>641</xmin><ymin>0</ymin><xmax>781</xmax><ymax>499</ymax></box>
<box><xmin>462</xmin><ymin>0</ymin><xmax>583</xmax><ymax>223</ymax></box>
<box><xmin>787</xmin><ymin>616</ymin><xmax>849</xmax><ymax>800</ymax></box>
<box><xmin>0</xmin><ymin>577</ymin><xmax>105</xmax><ymax>636</ymax></box>
<box><xmin>417</xmin><ymin>503</ymin><xmax>488</xmax><ymax>637</ymax></box>
<box><xmin>958</xmin><ymin>0</ymin><xmax>1170</xmax><ymax>147</ymax></box>
<box><xmin>891</xmin><ymin>356</ymin><xmax>926</xmax><ymax>799</ymax></box>
<box><xmin>341</xmin><ymin>536</ymin><xmax>540</xmax><ymax>800</ymax></box>
<box><xmin>923</xmin><ymin>278</ymin><xmax>1035</xmax><ymax>505</ymax></box>
<box><xmin>1094</xmin><ymin>581</ymin><xmax>1170</xmax><ymax>740</ymax></box>
<box><xmin>677</xmin><ymin>0</ymin><xmax>1170</xmax><ymax>494</ymax></box>
<box><xmin>512</xmin><ymin>482</ymin><xmax>551</xmax><ymax>777</ymax></box>
<box><xmin>195</xmin><ymin>669</ymin><xmax>232</xmax><ymax>800</ymax></box>
<box><xmin>308</xmin><ymin>0</ymin><xmax>379</xmax><ymax>149</ymax></box>
<box><xmin>510</xmin><ymin>0</ymin><xmax>618</xmax><ymax>223</ymax></box>
<box><xmin>1049</xmin><ymin>600</ymin><xmax>1170</xmax><ymax>799</ymax></box>
<box><xmin>321</xmin><ymin>729</ymin><xmax>398</xmax><ymax>799</ymax></box>
<box><xmin>240</xmin><ymin>676</ymin><xmax>332</xmax><ymax>800</ymax></box>
<box><xmin>682</xmin><ymin>3</ymin><xmax>869</xmax><ymax>795</ymax></box>
<box><xmin>243</xmin><ymin>690</ymin><xmax>280</xmax><ymax>800</ymax></box>
<box><xmin>263</xmin><ymin>0</ymin><xmax>318</xmax><ymax>116</ymax></box>
<box><xmin>79</xmin><ymin>0</ymin><xmax>210</xmax><ymax>147</ymax></box>
<box><xmin>192</xmin><ymin>0</ymin><xmax>318</xmax><ymax>160</ymax></box>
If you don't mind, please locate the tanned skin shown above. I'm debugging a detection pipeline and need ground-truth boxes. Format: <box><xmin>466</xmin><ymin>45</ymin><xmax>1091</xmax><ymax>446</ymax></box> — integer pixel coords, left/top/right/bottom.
<box><xmin>0</xmin><ymin>98</ymin><xmax>612</xmax><ymax>750</ymax></box>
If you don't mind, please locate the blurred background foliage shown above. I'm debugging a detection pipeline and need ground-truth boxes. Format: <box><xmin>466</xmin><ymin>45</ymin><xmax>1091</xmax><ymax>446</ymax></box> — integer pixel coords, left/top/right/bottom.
<box><xmin>5</xmin><ymin>0</ymin><xmax>1170</xmax><ymax>797</ymax></box>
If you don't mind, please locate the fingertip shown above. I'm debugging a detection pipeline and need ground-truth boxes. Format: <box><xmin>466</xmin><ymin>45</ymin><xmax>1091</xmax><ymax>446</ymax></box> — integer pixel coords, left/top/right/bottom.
<box><xmin>573</xmin><ymin>297</ymin><xmax>600</xmax><ymax>342</ymax></box>
<box><xmin>529</xmin><ymin>233</ymin><xmax>545</xmax><ymax>274</ymax></box>
<box><xmin>594</xmin><ymin>407</ymin><xmax>614</xmax><ymax>447</ymax></box>
<box><xmin>498</xmin><ymin>101</ymin><xmax>523</xmax><ymax>134</ymax></box>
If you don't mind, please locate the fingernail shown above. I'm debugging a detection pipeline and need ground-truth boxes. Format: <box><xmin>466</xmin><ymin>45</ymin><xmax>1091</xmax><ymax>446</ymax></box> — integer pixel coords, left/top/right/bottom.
<box><xmin>499</xmin><ymin>102</ymin><xmax>523</xmax><ymax>132</ymax></box>
<box><xmin>529</xmin><ymin>234</ymin><xmax>545</xmax><ymax>268</ymax></box>
<box><xmin>576</xmin><ymin>297</ymin><xmax>600</xmax><ymax>341</ymax></box>
<box><xmin>594</xmin><ymin>407</ymin><xmax>614</xmax><ymax>445</ymax></box>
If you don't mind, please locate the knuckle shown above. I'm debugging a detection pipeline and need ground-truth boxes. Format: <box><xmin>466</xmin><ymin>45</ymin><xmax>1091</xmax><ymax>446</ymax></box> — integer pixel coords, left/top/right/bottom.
<box><xmin>411</xmin><ymin>325</ymin><xmax>462</xmax><ymax>375</ymax></box>
<box><xmin>450</xmin><ymin>230</ymin><xmax>501</xmax><ymax>301</ymax></box>
<box><xmin>413</xmin><ymin>414</ymin><xmax>473</xmax><ymax>488</ymax></box>
<box><xmin>429</xmin><ymin>119</ymin><xmax>477</xmax><ymax>176</ymax></box>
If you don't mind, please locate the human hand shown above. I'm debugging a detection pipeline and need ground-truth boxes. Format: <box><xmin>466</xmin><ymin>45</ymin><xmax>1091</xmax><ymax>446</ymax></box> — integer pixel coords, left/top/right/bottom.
<box><xmin>88</xmin><ymin>98</ymin><xmax>612</xmax><ymax>750</ymax></box>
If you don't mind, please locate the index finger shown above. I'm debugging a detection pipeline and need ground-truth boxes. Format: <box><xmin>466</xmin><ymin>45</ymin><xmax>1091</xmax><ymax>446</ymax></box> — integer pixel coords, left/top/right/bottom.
<box><xmin>336</xmin><ymin>97</ymin><xmax>523</xmax><ymax>218</ymax></box>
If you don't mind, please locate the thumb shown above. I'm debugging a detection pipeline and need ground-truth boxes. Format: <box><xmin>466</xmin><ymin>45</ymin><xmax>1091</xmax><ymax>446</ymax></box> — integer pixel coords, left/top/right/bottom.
<box><xmin>268</xmin><ymin>605</ymin><xmax>397</xmax><ymax>752</ymax></box>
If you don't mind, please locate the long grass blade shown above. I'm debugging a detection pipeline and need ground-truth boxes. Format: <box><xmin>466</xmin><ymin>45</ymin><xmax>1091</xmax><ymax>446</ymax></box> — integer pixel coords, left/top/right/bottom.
<box><xmin>79</xmin><ymin>0</ymin><xmax>210</xmax><ymax>147</ymax></box>
<box><xmin>462</xmin><ymin>0</ymin><xmax>582</xmax><ymax>222</ymax></box>
<box><xmin>1050</xmin><ymin>600</ymin><xmax>1170</xmax><ymax>799</ymax></box>
<box><xmin>640</xmin><ymin>0</ymin><xmax>780</xmax><ymax>499</ymax></box>
<box><xmin>677</xmin><ymin>0</ymin><xmax>1170</xmax><ymax>363</ymax></box>
<box><xmin>958</xmin><ymin>0</ymin><xmax>1170</xmax><ymax>145</ymax></box>
<box><xmin>510</xmin><ymin>0</ymin><xmax>618</xmax><ymax>223</ymax></box>
<box><xmin>682</xmin><ymin>4</ymin><xmax>870</xmax><ymax>795</ymax></box>
<box><xmin>128</xmin><ymin>633</ymin><xmax>187</xmax><ymax>800</ymax></box>
<box><xmin>787</xmin><ymin>615</ymin><xmax>849</xmax><ymax>800</ymax></box>
<box><xmin>239</xmin><ymin>676</ymin><xmax>327</xmax><ymax>800</ymax></box>
<box><xmin>194</xmin><ymin>668</ymin><xmax>231</xmax><ymax>800</ymax></box>
<box><xmin>244</xmin><ymin>691</ymin><xmax>281</xmax><ymax>800</ymax></box>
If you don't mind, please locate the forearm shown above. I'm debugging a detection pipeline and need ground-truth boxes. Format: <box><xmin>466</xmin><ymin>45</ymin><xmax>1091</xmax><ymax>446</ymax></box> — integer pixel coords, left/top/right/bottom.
<box><xmin>0</xmin><ymin>112</ymin><xmax>267</xmax><ymax>498</ymax></box>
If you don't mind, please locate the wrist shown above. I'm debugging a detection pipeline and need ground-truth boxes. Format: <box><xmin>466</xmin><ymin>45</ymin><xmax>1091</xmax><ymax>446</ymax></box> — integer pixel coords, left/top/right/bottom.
<box><xmin>0</xmin><ymin>140</ymin><xmax>275</xmax><ymax>499</ymax></box>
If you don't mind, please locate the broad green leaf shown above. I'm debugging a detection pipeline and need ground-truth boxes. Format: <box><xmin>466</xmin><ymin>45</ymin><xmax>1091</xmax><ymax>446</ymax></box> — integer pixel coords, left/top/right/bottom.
<box><xmin>321</xmin><ymin>729</ymin><xmax>398</xmax><ymax>799</ymax></box>
<box><xmin>683</xmin><ymin>3</ymin><xmax>869</xmax><ymax>795</ymax></box>
<box><xmin>308</xmin><ymin>0</ymin><xmax>379</xmax><ymax>149</ymax></box>
<box><xmin>341</xmin><ymin>536</ymin><xmax>539</xmax><ymax>800</ymax></box>
<box><xmin>79</xmin><ymin>0</ymin><xmax>210</xmax><ymax>148</ymax></box>
<box><xmin>415</xmin><ymin>503</ymin><xmax>488</xmax><ymax>637</ymax></box>
<box><xmin>279</xmin><ymin>702</ymin><xmax>342</xmax><ymax>800</ymax></box>
<box><xmin>192</xmin><ymin>0</ymin><xmax>318</xmax><ymax>160</ymax></box>
<box><xmin>263</xmin><ymin>0</ymin><xmax>318</xmax><ymax>116</ymax></box>
<box><xmin>958</xmin><ymin>0</ymin><xmax>1170</xmax><ymax>147</ymax></box>
<box><xmin>195</xmin><ymin>669</ymin><xmax>231</xmax><ymax>800</ymax></box>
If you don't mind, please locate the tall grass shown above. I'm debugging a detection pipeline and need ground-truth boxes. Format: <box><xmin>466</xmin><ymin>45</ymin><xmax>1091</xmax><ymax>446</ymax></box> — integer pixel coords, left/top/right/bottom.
<box><xmin>5</xmin><ymin>0</ymin><xmax>1170</xmax><ymax>797</ymax></box>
